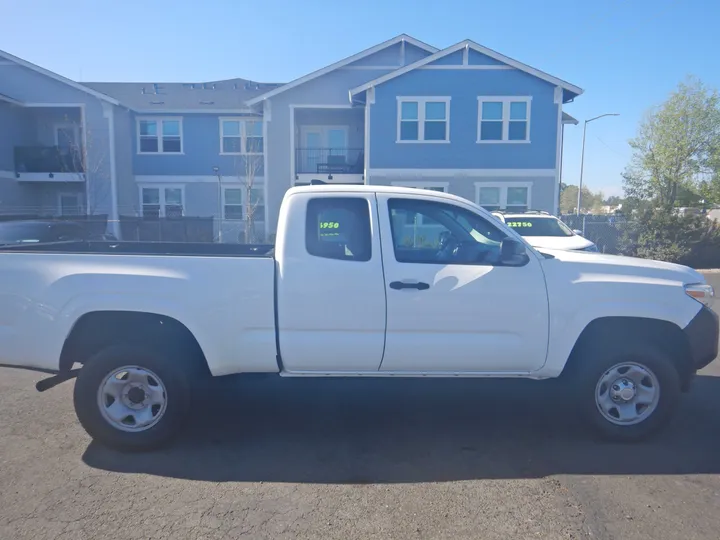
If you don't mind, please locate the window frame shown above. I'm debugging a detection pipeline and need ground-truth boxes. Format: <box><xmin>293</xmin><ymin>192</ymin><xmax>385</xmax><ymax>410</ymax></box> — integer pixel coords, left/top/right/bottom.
<box><xmin>396</xmin><ymin>96</ymin><xmax>451</xmax><ymax>143</ymax></box>
<box><xmin>219</xmin><ymin>117</ymin><xmax>264</xmax><ymax>156</ymax></box>
<box><xmin>476</xmin><ymin>97</ymin><xmax>532</xmax><ymax>144</ymax></box>
<box><xmin>138</xmin><ymin>184</ymin><xmax>186</xmax><ymax>218</ymax></box>
<box><xmin>474</xmin><ymin>182</ymin><xmax>532</xmax><ymax>212</ymax></box>
<box><xmin>136</xmin><ymin>117</ymin><xmax>184</xmax><ymax>154</ymax></box>
<box><xmin>221</xmin><ymin>185</ymin><xmax>266</xmax><ymax>221</ymax></box>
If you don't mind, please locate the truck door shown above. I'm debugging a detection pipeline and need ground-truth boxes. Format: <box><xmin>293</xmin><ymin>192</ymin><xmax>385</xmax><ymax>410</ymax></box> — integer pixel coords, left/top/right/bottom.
<box><xmin>376</xmin><ymin>193</ymin><xmax>549</xmax><ymax>373</ymax></box>
<box><xmin>275</xmin><ymin>192</ymin><xmax>386</xmax><ymax>372</ymax></box>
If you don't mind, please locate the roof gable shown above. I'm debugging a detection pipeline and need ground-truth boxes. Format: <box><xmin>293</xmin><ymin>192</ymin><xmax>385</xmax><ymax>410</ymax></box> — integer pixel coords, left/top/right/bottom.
<box><xmin>0</xmin><ymin>49</ymin><xmax>120</xmax><ymax>105</ymax></box>
<box><xmin>245</xmin><ymin>34</ymin><xmax>437</xmax><ymax>105</ymax></box>
<box><xmin>351</xmin><ymin>40</ymin><xmax>583</xmax><ymax>100</ymax></box>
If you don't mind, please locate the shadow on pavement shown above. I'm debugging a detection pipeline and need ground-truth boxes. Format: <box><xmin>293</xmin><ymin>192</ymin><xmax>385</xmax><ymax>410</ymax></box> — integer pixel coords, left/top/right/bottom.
<box><xmin>83</xmin><ymin>373</ymin><xmax>720</xmax><ymax>483</ymax></box>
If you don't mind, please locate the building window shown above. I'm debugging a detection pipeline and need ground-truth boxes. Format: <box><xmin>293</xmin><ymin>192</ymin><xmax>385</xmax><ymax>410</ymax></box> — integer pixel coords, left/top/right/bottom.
<box><xmin>391</xmin><ymin>183</ymin><xmax>448</xmax><ymax>225</ymax></box>
<box><xmin>220</xmin><ymin>118</ymin><xmax>264</xmax><ymax>154</ymax></box>
<box><xmin>475</xmin><ymin>183</ymin><xmax>531</xmax><ymax>212</ymax></box>
<box><xmin>223</xmin><ymin>186</ymin><xmax>265</xmax><ymax>221</ymax></box>
<box><xmin>58</xmin><ymin>193</ymin><xmax>83</xmax><ymax>216</ymax></box>
<box><xmin>140</xmin><ymin>186</ymin><xmax>184</xmax><ymax>218</ymax></box>
<box><xmin>477</xmin><ymin>97</ymin><xmax>531</xmax><ymax>143</ymax></box>
<box><xmin>137</xmin><ymin>118</ymin><xmax>183</xmax><ymax>153</ymax></box>
<box><xmin>477</xmin><ymin>186</ymin><xmax>501</xmax><ymax>211</ymax></box>
<box><xmin>397</xmin><ymin>97</ymin><xmax>450</xmax><ymax>142</ymax></box>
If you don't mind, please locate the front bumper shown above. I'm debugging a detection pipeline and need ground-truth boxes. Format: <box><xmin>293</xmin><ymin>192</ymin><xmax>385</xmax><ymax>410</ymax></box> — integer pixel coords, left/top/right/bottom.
<box><xmin>683</xmin><ymin>304</ymin><xmax>719</xmax><ymax>370</ymax></box>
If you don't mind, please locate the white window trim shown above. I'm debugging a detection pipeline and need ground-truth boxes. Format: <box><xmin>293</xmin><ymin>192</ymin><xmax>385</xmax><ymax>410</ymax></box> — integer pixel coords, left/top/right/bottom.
<box><xmin>138</xmin><ymin>184</ymin><xmax>186</xmax><ymax>217</ymax></box>
<box><xmin>476</xmin><ymin>96</ymin><xmax>532</xmax><ymax>144</ymax></box>
<box><xmin>136</xmin><ymin>117</ymin><xmax>184</xmax><ymax>155</ymax></box>
<box><xmin>396</xmin><ymin>96</ymin><xmax>451</xmax><ymax>144</ymax></box>
<box><xmin>57</xmin><ymin>192</ymin><xmax>84</xmax><ymax>216</ymax></box>
<box><xmin>222</xmin><ymin>185</ymin><xmax>266</xmax><ymax>221</ymax></box>
<box><xmin>219</xmin><ymin>117</ymin><xmax>264</xmax><ymax>156</ymax></box>
<box><xmin>474</xmin><ymin>182</ymin><xmax>532</xmax><ymax>211</ymax></box>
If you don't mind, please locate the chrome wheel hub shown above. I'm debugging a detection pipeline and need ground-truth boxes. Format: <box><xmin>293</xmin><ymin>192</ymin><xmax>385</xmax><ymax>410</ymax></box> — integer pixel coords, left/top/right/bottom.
<box><xmin>595</xmin><ymin>362</ymin><xmax>660</xmax><ymax>426</ymax></box>
<box><xmin>97</xmin><ymin>366</ymin><xmax>168</xmax><ymax>432</ymax></box>
<box><xmin>610</xmin><ymin>378</ymin><xmax>636</xmax><ymax>402</ymax></box>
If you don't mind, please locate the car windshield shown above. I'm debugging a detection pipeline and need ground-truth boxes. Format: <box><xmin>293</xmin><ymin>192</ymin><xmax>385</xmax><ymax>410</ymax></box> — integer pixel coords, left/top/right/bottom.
<box><xmin>0</xmin><ymin>223</ymin><xmax>53</xmax><ymax>244</ymax></box>
<box><xmin>504</xmin><ymin>217</ymin><xmax>574</xmax><ymax>237</ymax></box>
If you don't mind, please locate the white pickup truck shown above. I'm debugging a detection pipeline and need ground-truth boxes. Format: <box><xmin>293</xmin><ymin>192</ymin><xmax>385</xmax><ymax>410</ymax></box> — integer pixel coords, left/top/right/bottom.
<box><xmin>0</xmin><ymin>185</ymin><xmax>717</xmax><ymax>451</ymax></box>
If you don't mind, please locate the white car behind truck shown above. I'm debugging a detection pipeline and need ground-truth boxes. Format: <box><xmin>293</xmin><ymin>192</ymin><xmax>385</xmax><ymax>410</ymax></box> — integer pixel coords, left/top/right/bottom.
<box><xmin>492</xmin><ymin>211</ymin><xmax>599</xmax><ymax>252</ymax></box>
<box><xmin>0</xmin><ymin>186</ymin><xmax>717</xmax><ymax>451</ymax></box>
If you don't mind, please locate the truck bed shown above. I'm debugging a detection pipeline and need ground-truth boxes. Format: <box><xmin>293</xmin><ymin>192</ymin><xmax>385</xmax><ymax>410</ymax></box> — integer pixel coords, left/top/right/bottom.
<box><xmin>0</xmin><ymin>241</ymin><xmax>275</xmax><ymax>257</ymax></box>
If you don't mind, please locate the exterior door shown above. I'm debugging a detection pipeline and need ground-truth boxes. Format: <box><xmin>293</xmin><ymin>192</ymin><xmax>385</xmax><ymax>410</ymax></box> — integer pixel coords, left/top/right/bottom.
<box><xmin>276</xmin><ymin>193</ymin><xmax>386</xmax><ymax>372</ymax></box>
<box><xmin>376</xmin><ymin>193</ymin><xmax>549</xmax><ymax>373</ymax></box>
<box><xmin>55</xmin><ymin>124</ymin><xmax>80</xmax><ymax>149</ymax></box>
<box><xmin>301</xmin><ymin>126</ymin><xmax>348</xmax><ymax>172</ymax></box>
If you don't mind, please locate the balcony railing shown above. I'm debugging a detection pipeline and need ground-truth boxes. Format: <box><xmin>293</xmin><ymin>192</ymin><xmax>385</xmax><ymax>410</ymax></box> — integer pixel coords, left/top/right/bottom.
<box><xmin>295</xmin><ymin>147</ymin><xmax>364</xmax><ymax>175</ymax></box>
<box><xmin>14</xmin><ymin>146</ymin><xmax>84</xmax><ymax>174</ymax></box>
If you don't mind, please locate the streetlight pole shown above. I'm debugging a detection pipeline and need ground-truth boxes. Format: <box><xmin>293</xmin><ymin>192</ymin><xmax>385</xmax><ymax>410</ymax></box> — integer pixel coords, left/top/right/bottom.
<box><xmin>577</xmin><ymin>113</ymin><xmax>619</xmax><ymax>216</ymax></box>
<box><xmin>212</xmin><ymin>166</ymin><xmax>222</xmax><ymax>242</ymax></box>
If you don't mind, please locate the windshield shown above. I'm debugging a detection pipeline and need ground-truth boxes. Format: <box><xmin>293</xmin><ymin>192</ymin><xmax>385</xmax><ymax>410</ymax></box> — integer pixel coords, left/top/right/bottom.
<box><xmin>504</xmin><ymin>217</ymin><xmax>574</xmax><ymax>237</ymax></box>
<box><xmin>0</xmin><ymin>223</ymin><xmax>52</xmax><ymax>244</ymax></box>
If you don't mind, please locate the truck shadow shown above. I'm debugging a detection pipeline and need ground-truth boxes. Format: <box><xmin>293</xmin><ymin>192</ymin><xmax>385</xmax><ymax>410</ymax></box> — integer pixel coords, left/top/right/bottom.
<box><xmin>82</xmin><ymin>373</ymin><xmax>720</xmax><ymax>483</ymax></box>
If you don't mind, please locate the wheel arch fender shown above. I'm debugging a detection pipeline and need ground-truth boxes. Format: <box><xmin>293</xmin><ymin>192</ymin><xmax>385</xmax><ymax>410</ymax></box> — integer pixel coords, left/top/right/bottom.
<box><xmin>559</xmin><ymin>316</ymin><xmax>694</xmax><ymax>389</ymax></box>
<box><xmin>57</xmin><ymin>295</ymin><xmax>215</xmax><ymax>375</ymax></box>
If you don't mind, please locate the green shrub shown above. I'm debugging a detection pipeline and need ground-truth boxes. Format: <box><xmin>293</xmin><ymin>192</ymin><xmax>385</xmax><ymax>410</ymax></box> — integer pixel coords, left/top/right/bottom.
<box><xmin>619</xmin><ymin>209</ymin><xmax>720</xmax><ymax>268</ymax></box>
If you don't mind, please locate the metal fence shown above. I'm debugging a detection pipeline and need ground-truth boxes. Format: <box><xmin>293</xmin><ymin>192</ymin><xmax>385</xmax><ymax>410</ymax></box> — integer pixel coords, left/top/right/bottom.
<box><xmin>560</xmin><ymin>215</ymin><xmax>629</xmax><ymax>254</ymax></box>
<box><xmin>294</xmin><ymin>147</ymin><xmax>364</xmax><ymax>174</ymax></box>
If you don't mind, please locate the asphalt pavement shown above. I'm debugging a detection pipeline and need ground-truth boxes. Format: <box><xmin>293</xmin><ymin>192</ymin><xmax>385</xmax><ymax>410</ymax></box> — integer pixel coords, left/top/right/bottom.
<box><xmin>1</xmin><ymin>281</ymin><xmax>720</xmax><ymax>539</ymax></box>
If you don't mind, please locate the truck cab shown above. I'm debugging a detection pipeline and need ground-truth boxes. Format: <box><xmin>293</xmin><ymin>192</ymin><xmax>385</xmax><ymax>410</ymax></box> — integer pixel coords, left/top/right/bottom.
<box><xmin>276</xmin><ymin>186</ymin><xmax>550</xmax><ymax>374</ymax></box>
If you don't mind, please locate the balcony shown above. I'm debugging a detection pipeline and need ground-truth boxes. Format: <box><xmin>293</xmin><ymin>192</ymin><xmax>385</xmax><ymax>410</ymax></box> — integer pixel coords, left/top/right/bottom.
<box><xmin>292</xmin><ymin>107</ymin><xmax>365</xmax><ymax>185</ymax></box>
<box><xmin>295</xmin><ymin>147</ymin><xmax>364</xmax><ymax>175</ymax></box>
<box><xmin>14</xmin><ymin>146</ymin><xmax>85</xmax><ymax>182</ymax></box>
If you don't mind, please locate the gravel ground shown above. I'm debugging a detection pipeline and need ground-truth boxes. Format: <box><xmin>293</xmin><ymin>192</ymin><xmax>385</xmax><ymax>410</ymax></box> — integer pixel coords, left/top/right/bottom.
<box><xmin>1</xmin><ymin>275</ymin><xmax>719</xmax><ymax>539</ymax></box>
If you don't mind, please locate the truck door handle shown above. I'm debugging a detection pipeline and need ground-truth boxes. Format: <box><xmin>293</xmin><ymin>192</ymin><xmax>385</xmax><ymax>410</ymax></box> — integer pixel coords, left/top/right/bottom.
<box><xmin>389</xmin><ymin>281</ymin><xmax>430</xmax><ymax>290</ymax></box>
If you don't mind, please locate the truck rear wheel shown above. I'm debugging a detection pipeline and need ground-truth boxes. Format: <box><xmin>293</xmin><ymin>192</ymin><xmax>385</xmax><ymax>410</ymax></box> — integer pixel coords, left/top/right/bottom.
<box><xmin>578</xmin><ymin>347</ymin><xmax>680</xmax><ymax>441</ymax></box>
<box><xmin>73</xmin><ymin>344</ymin><xmax>190</xmax><ymax>451</ymax></box>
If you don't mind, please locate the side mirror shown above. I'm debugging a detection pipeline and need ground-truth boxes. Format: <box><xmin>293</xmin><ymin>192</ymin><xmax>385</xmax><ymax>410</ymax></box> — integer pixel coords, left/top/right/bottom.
<box><xmin>573</xmin><ymin>229</ymin><xmax>583</xmax><ymax>236</ymax></box>
<box><xmin>499</xmin><ymin>238</ymin><xmax>529</xmax><ymax>266</ymax></box>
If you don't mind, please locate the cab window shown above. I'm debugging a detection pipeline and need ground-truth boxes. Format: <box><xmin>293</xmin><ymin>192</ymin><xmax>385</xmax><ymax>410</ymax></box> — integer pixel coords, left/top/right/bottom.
<box><xmin>388</xmin><ymin>199</ymin><xmax>507</xmax><ymax>265</ymax></box>
<box><xmin>306</xmin><ymin>197</ymin><xmax>372</xmax><ymax>262</ymax></box>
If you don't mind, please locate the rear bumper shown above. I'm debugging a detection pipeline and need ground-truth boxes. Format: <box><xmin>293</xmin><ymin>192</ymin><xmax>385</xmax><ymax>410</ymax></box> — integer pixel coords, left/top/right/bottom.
<box><xmin>683</xmin><ymin>304</ymin><xmax>719</xmax><ymax>370</ymax></box>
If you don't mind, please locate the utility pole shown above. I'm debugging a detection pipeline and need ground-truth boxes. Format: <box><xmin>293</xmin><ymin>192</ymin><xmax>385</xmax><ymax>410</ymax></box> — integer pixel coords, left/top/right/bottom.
<box><xmin>577</xmin><ymin>113</ymin><xmax>619</xmax><ymax>216</ymax></box>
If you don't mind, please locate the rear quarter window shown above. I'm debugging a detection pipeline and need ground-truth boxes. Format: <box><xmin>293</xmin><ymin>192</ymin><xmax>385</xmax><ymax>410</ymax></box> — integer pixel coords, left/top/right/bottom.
<box><xmin>305</xmin><ymin>197</ymin><xmax>372</xmax><ymax>262</ymax></box>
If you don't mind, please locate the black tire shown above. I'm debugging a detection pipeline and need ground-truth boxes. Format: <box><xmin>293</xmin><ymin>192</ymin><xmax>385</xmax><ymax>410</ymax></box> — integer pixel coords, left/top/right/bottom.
<box><xmin>576</xmin><ymin>346</ymin><xmax>680</xmax><ymax>442</ymax></box>
<box><xmin>74</xmin><ymin>343</ymin><xmax>191</xmax><ymax>452</ymax></box>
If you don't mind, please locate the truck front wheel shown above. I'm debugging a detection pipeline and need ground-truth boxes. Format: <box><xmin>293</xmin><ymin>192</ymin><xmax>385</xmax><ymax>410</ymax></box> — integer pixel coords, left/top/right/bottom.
<box><xmin>579</xmin><ymin>348</ymin><xmax>680</xmax><ymax>441</ymax></box>
<box><xmin>73</xmin><ymin>344</ymin><xmax>190</xmax><ymax>451</ymax></box>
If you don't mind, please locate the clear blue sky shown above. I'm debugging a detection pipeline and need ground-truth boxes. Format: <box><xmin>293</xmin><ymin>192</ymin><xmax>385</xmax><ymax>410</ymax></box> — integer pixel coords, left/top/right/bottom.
<box><xmin>2</xmin><ymin>0</ymin><xmax>718</xmax><ymax>198</ymax></box>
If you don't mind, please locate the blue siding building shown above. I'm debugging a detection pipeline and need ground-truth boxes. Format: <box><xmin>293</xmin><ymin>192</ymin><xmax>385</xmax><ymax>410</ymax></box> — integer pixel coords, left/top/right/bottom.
<box><xmin>0</xmin><ymin>35</ymin><xmax>581</xmax><ymax>240</ymax></box>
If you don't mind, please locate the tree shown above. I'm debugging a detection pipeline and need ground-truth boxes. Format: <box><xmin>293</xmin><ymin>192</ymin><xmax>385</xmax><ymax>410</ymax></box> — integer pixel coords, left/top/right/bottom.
<box><xmin>235</xmin><ymin>152</ymin><xmax>263</xmax><ymax>243</ymax></box>
<box><xmin>60</xmin><ymin>116</ymin><xmax>112</xmax><ymax>216</ymax></box>
<box><xmin>559</xmin><ymin>184</ymin><xmax>604</xmax><ymax>214</ymax></box>
<box><xmin>623</xmin><ymin>77</ymin><xmax>720</xmax><ymax>210</ymax></box>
